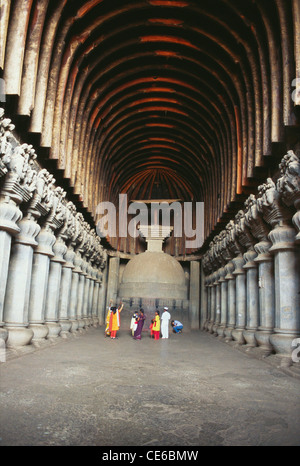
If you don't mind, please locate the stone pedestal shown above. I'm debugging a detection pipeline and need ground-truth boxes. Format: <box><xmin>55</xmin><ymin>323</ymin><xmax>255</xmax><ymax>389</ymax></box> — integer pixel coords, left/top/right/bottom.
<box><xmin>268</xmin><ymin>225</ymin><xmax>300</xmax><ymax>366</ymax></box>
<box><xmin>231</xmin><ymin>255</ymin><xmax>246</xmax><ymax>345</ymax></box>
<box><xmin>3</xmin><ymin>216</ymin><xmax>40</xmax><ymax>348</ymax></box>
<box><xmin>243</xmin><ymin>250</ymin><xmax>259</xmax><ymax>348</ymax></box>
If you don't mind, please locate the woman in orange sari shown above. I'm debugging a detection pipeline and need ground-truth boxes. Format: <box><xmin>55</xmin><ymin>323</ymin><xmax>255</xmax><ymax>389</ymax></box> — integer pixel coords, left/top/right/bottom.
<box><xmin>108</xmin><ymin>302</ymin><xmax>123</xmax><ymax>339</ymax></box>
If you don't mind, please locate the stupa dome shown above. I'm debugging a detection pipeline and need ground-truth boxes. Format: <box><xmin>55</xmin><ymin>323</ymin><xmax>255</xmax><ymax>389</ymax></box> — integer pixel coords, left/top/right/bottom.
<box><xmin>119</xmin><ymin>251</ymin><xmax>187</xmax><ymax>300</ymax></box>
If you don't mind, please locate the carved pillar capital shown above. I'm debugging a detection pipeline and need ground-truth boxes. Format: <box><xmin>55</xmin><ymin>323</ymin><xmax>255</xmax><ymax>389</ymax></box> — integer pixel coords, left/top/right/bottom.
<box><xmin>277</xmin><ymin>150</ymin><xmax>300</xmax><ymax>242</ymax></box>
<box><xmin>257</xmin><ymin>178</ymin><xmax>293</xmax><ymax>229</ymax></box>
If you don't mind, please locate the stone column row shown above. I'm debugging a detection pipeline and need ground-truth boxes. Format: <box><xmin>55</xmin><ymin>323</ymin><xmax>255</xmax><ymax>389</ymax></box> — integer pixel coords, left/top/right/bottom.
<box><xmin>202</xmin><ymin>149</ymin><xmax>300</xmax><ymax>367</ymax></box>
<box><xmin>0</xmin><ymin>108</ymin><xmax>107</xmax><ymax>352</ymax></box>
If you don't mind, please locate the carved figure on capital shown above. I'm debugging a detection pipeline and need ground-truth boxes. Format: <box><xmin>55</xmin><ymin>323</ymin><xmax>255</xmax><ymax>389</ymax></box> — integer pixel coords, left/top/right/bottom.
<box><xmin>256</xmin><ymin>178</ymin><xmax>293</xmax><ymax>229</ymax></box>
<box><xmin>0</xmin><ymin>108</ymin><xmax>15</xmax><ymax>177</ymax></box>
<box><xmin>277</xmin><ymin>150</ymin><xmax>300</xmax><ymax>242</ymax></box>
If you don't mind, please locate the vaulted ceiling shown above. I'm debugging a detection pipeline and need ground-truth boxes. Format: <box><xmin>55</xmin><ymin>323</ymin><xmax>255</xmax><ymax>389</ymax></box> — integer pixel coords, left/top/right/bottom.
<box><xmin>1</xmin><ymin>0</ymin><xmax>299</xmax><ymax>254</ymax></box>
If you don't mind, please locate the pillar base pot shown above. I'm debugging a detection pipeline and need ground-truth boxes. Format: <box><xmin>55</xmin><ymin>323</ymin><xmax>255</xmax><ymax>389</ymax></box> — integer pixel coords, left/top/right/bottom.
<box><xmin>269</xmin><ymin>332</ymin><xmax>299</xmax><ymax>365</ymax></box>
<box><xmin>77</xmin><ymin>319</ymin><xmax>86</xmax><ymax>332</ymax></box>
<box><xmin>232</xmin><ymin>328</ymin><xmax>246</xmax><ymax>345</ymax></box>
<box><xmin>0</xmin><ymin>327</ymin><xmax>8</xmax><ymax>343</ymax></box>
<box><xmin>255</xmin><ymin>329</ymin><xmax>274</xmax><ymax>356</ymax></box>
<box><xmin>83</xmin><ymin>318</ymin><xmax>90</xmax><ymax>328</ymax></box>
<box><xmin>46</xmin><ymin>322</ymin><xmax>61</xmax><ymax>339</ymax></box>
<box><xmin>212</xmin><ymin>323</ymin><xmax>219</xmax><ymax>335</ymax></box>
<box><xmin>243</xmin><ymin>329</ymin><xmax>257</xmax><ymax>348</ymax></box>
<box><xmin>217</xmin><ymin>325</ymin><xmax>225</xmax><ymax>338</ymax></box>
<box><xmin>207</xmin><ymin>322</ymin><xmax>214</xmax><ymax>333</ymax></box>
<box><xmin>59</xmin><ymin>320</ymin><xmax>72</xmax><ymax>338</ymax></box>
<box><xmin>92</xmin><ymin>317</ymin><xmax>99</xmax><ymax>327</ymax></box>
<box><xmin>5</xmin><ymin>326</ymin><xmax>34</xmax><ymax>348</ymax></box>
<box><xmin>29</xmin><ymin>323</ymin><xmax>49</xmax><ymax>342</ymax></box>
<box><xmin>224</xmin><ymin>326</ymin><xmax>234</xmax><ymax>341</ymax></box>
<box><xmin>70</xmin><ymin>319</ymin><xmax>79</xmax><ymax>334</ymax></box>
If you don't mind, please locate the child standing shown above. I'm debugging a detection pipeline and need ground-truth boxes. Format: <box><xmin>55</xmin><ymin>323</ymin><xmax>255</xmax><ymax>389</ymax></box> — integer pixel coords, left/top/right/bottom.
<box><xmin>149</xmin><ymin>319</ymin><xmax>155</xmax><ymax>338</ymax></box>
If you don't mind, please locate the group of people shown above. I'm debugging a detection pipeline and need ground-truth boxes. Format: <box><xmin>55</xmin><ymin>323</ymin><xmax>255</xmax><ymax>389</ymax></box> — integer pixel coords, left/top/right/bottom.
<box><xmin>148</xmin><ymin>307</ymin><xmax>183</xmax><ymax>340</ymax></box>
<box><xmin>105</xmin><ymin>302</ymin><xmax>183</xmax><ymax>340</ymax></box>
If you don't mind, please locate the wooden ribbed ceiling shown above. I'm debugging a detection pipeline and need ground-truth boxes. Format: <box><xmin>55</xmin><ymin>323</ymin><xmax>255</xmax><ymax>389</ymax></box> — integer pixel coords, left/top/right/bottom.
<box><xmin>1</xmin><ymin>0</ymin><xmax>299</xmax><ymax>251</ymax></box>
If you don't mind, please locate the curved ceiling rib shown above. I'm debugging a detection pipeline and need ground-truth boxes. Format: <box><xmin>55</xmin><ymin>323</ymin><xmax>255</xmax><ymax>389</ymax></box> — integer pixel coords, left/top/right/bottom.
<box><xmin>1</xmin><ymin>0</ymin><xmax>299</xmax><ymax>254</ymax></box>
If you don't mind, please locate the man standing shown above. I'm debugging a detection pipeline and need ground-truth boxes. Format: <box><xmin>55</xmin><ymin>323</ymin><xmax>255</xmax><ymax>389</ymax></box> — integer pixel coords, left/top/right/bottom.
<box><xmin>161</xmin><ymin>306</ymin><xmax>171</xmax><ymax>339</ymax></box>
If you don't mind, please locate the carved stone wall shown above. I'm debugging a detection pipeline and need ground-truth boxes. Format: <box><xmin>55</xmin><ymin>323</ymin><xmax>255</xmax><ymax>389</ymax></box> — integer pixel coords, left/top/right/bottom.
<box><xmin>202</xmin><ymin>149</ymin><xmax>300</xmax><ymax>369</ymax></box>
<box><xmin>0</xmin><ymin>109</ymin><xmax>107</xmax><ymax>354</ymax></box>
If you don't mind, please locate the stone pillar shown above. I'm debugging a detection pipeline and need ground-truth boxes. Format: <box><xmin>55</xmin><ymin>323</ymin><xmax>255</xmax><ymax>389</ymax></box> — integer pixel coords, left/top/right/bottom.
<box><xmin>69</xmin><ymin>252</ymin><xmax>82</xmax><ymax>334</ymax></box>
<box><xmin>0</xmin><ymin>199</ymin><xmax>22</xmax><ymax>345</ymax></box>
<box><xmin>257</xmin><ymin>176</ymin><xmax>300</xmax><ymax>366</ymax></box>
<box><xmin>189</xmin><ymin>260</ymin><xmax>200</xmax><ymax>329</ymax></box>
<box><xmin>254</xmin><ymin>240</ymin><xmax>275</xmax><ymax>356</ymax></box>
<box><xmin>231</xmin><ymin>254</ymin><xmax>246</xmax><ymax>345</ymax></box>
<box><xmin>28</xmin><ymin>226</ymin><xmax>55</xmax><ymax>345</ymax></box>
<box><xmin>27</xmin><ymin>169</ymin><xmax>57</xmax><ymax>346</ymax></box>
<box><xmin>244</xmin><ymin>193</ymin><xmax>275</xmax><ymax>356</ymax></box>
<box><xmin>203</xmin><ymin>277</ymin><xmax>210</xmax><ymax>331</ymax></box>
<box><xmin>44</xmin><ymin>238</ymin><xmax>66</xmax><ymax>340</ymax></box>
<box><xmin>0</xmin><ymin>113</ymin><xmax>19</xmax><ymax>346</ymax></box>
<box><xmin>224</xmin><ymin>261</ymin><xmax>236</xmax><ymax>342</ymax></box>
<box><xmin>88</xmin><ymin>266</ymin><xmax>94</xmax><ymax>326</ymax></box>
<box><xmin>77</xmin><ymin>259</ymin><xmax>87</xmax><ymax>331</ymax></box>
<box><xmin>4</xmin><ymin>214</ymin><xmax>40</xmax><ymax>348</ymax></box>
<box><xmin>243</xmin><ymin>249</ymin><xmax>259</xmax><ymax>348</ymax></box>
<box><xmin>58</xmin><ymin>246</ymin><xmax>75</xmax><ymax>337</ymax></box>
<box><xmin>212</xmin><ymin>270</ymin><xmax>221</xmax><ymax>335</ymax></box>
<box><xmin>217</xmin><ymin>267</ymin><xmax>227</xmax><ymax>338</ymax></box>
<box><xmin>106</xmin><ymin>256</ymin><xmax>120</xmax><ymax>306</ymax></box>
<box><xmin>200</xmin><ymin>260</ymin><xmax>208</xmax><ymax>330</ymax></box>
<box><xmin>268</xmin><ymin>224</ymin><xmax>300</xmax><ymax>365</ymax></box>
<box><xmin>98</xmin><ymin>255</ymin><xmax>107</xmax><ymax>326</ymax></box>
<box><xmin>91</xmin><ymin>268</ymin><xmax>100</xmax><ymax>327</ymax></box>
<box><xmin>82</xmin><ymin>259</ymin><xmax>91</xmax><ymax>327</ymax></box>
<box><xmin>208</xmin><ymin>271</ymin><xmax>216</xmax><ymax>334</ymax></box>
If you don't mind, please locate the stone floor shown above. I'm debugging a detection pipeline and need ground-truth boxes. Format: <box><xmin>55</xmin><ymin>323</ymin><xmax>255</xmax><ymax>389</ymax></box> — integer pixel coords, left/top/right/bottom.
<box><xmin>0</xmin><ymin>326</ymin><xmax>299</xmax><ymax>446</ymax></box>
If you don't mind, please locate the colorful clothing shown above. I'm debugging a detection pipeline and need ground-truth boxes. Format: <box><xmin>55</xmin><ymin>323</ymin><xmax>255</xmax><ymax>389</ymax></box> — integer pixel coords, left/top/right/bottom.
<box><xmin>153</xmin><ymin>315</ymin><xmax>160</xmax><ymax>340</ymax></box>
<box><xmin>130</xmin><ymin>313</ymin><xmax>138</xmax><ymax>336</ymax></box>
<box><xmin>172</xmin><ymin>320</ymin><xmax>183</xmax><ymax>333</ymax></box>
<box><xmin>133</xmin><ymin>312</ymin><xmax>146</xmax><ymax>340</ymax></box>
<box><xmin>105</xmin><ymin>304</ymin><xmax>123</xmax><ymax>339</ymax></box>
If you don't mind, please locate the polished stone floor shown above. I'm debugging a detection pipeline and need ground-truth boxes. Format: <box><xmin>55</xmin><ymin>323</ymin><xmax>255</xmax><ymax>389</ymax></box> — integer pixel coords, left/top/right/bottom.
<box><xmin>0</xmin><ymin>326</ymin><xmax>299</xmax><ymax>446</ymax></box>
